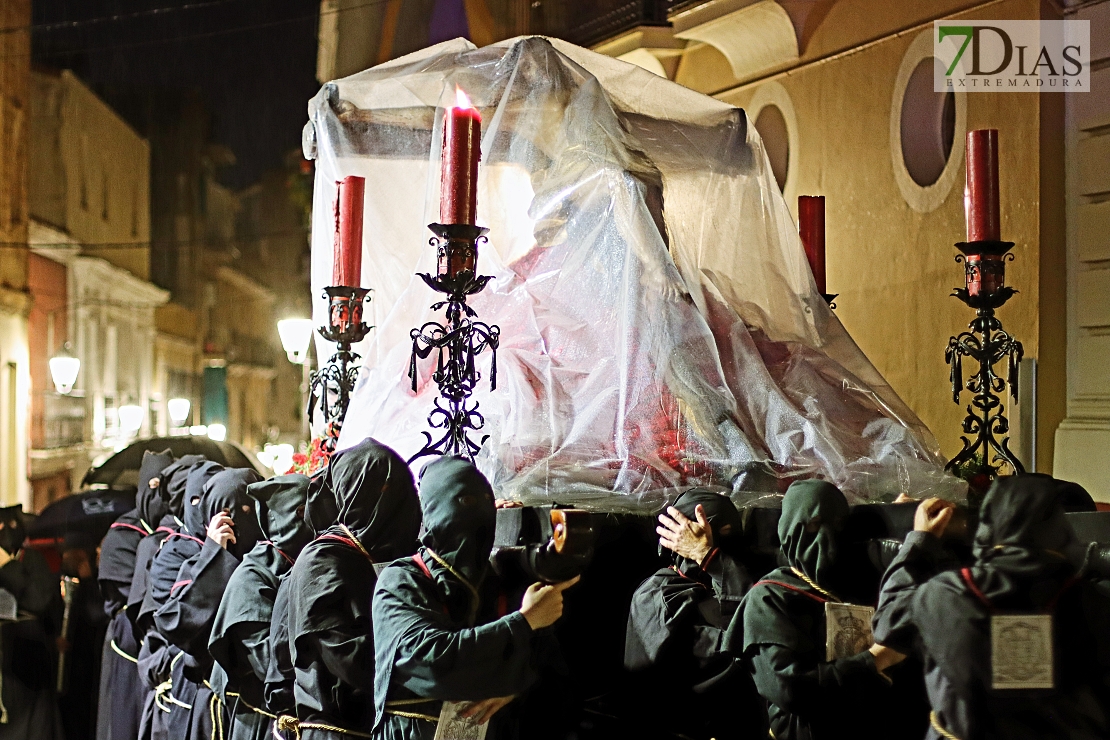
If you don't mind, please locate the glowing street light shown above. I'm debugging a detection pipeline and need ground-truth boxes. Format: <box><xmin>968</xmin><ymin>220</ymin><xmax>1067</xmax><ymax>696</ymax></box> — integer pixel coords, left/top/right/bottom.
<box><xmin>277</xmin><ymin>319</ymin><xmax>314</xmax><ymax>365</ymax></box>
<box><xmin>207</xmin><ymin>423</ymin><xmax>227</xmax><ymax>442</ymax></box>
<box><xmin>167</xmin><ymin>398</ymin><xmax>191</xmax><ymax>426</ymax></box>
<box><xmin>49</xmin><ymin>343</ymin><xmax>80</xmax><ymax>395</ymax></box>
<box><xmin>118</xmin><ymin>404</ymin><xmax>145</xmax><ymax>433</ymax></box>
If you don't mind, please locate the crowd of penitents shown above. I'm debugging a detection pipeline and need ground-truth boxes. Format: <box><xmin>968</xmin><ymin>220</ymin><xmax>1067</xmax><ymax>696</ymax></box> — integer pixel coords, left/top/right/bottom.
<box><xmin>86</xmin><ymin>437</ymin><xmax>1108</xmax><ymax>740</ymax></box>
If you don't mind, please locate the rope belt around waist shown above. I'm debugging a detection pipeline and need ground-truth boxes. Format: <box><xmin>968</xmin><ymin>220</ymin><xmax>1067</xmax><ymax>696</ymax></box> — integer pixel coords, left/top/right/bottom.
<box><xmin>383</xmin><ymin>697</ymin><xmax>440</xmax><ymax>723</ymax></box>
<box><xmin>272</xmin><ymin>715</ymin><xmax>375</xmax><ymax>739</ymax></box>
<box><xmin>110</xmin><ymin>639</ymin><xmax>138</xmax><ymax>664</ymax></box>
<box><xmin>154</xmin><ymin>680</ymin><xmax>192</xmax><ymax>714</ymax></box>
<box><xmin>228</xmin><ymin>691</ymin><xmax>277</xmax><ymax>720</ymax></box>
<box><xmin>930</xmin><ymin>711</ymin><xmax>963</xmax><ymax>740</ymax></box>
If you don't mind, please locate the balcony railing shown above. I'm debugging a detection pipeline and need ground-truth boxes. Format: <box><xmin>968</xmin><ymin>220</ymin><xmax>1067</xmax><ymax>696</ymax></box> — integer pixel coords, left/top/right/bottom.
<box><xmin>534</xmin><ymin>0</ymin><xmax>701</xmax><ymax>47</ymax></box>
<box><xmin>43</xmin><ymin>393</ymin><xmax>86</xmax><ymax>449</ymax></box>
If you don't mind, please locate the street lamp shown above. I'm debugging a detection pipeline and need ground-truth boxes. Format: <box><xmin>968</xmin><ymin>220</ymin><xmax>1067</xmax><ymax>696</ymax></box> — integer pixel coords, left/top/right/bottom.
<box><xmin>49</xmin><ymin>343</ymin><xmax>80</xmax><ymax>395</ymax></box>
<box><xmin>277</xmin><ymin>318</ymin><xmax>314</xmax><ymax>443</ymax></box>
<box><xmin>167</xmin><ymin>398</ymin><xmax>191</xmax><ymax>426</ymax></box>
<box><xmin>207</xmin><ymin>423</ymin><xmax>227</xmax><ymax>442</ymax></box>
<box><xmin>278</xmin><ymin>319</ymin><xmax>314</xmax><ymax>364</ymax></box>
<box><xmin>118</xmin><ymin>404</ymin><xmax>145</xmax><ymax>434</ymax></box>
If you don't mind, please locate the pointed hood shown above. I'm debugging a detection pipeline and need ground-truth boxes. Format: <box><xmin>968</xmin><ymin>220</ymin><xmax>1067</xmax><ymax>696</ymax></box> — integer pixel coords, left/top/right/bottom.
<box><xmin>248</xmin><ymin>474</ymin><xmax>313</xmax><ymax>567</ymax></box>
<box><xmin>201</xmin><ymin>468</ymin><xmax>265</xmax><ymax>559</ymax></box>
<box><xmin>183</xmin><ymin>460</ymin><xmax>225</xmax><ymax>537</ymax></box>
<box><xmin>418</xmin><ymin>456</ymin><xmax>496</xmax><ymax>586</ymax></box>
<box><xmin>0</xmin><ymin>505</ymin><xmax>26</xmax><ymax>555</ymax></box>
<box><xmin>160</xmin><ymin>454</ymin><xmax>209</xmax><ymax>518</ymax></box>
<box><xmin>315</xmin><ymin>438</ymin><xmax>421</xmax><ymax>561</ymax></box>
<box><xmin>777</xmin><ymin>480</ymin><xmax>849</xmax><ymax>587</ymax></box>
<box><xmin>136</xmin><ymin>449</ymin><xmax>175</xmax><ymax>529</ymax></box>
<box><xmin>970</xmin><ymin>474</ymin><xmax>1082</xmax><ymax>606</ymax></box>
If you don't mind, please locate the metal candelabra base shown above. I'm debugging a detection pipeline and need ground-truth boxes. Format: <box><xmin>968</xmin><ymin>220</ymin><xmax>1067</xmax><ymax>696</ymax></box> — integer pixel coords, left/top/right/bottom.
<box><xmin>408</xmin><ymin>223</ymin><xmax>500</xmax><ymax>463</ymax></box>
<box><xmin>945</xmin><ymin>240</ymin><xmax>1024</xmax><ymax>483</ymax></box>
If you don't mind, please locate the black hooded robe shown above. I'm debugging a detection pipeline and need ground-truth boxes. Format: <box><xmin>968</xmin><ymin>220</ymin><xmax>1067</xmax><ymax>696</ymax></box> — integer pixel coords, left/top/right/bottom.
<box><xmin>729</xmin><ymin>481</ymin><xmax>892</xmax><ymax>740</ymax></box>
<box><xmin>282</xmin><ymin>438</ymin><xmax>421</xmax><ymax>739</ymax></box>
<box><xmin>372</xmin><ymin>457</ymin><xmax>545</xmax><ymax>740</ymax></box>
<box><xmin>154</xmin><ymin>467</ymin><xmax>264</xmax><ymax>740</ymax></box>
<box><xmin>96</xmin><ymin>448</ymin><xmax>175</xmax><ymax>740</ymax></box>
<box><xmin>210</xmin><ymin>474</ymin><xmax>313</xmax><ymax>740</ymax></box>
<box><xmin>136</xmin><ymin>459</ymin><xmax>223</xmax><ymax>740</ymax></box>
<box><xmin>873</xmin><ymin>475</ymin><xmax>1110</xmax><ymax>740</ymax></box>
<box><xmin>263</xmin><ymin>577</ymin><xmax>295</xmax><ymax>719</ymax></box>
<box><xmin>0</xmin><ymin>505</ymin><xmax>64</xmax><ymax>740</ymax></box>
<box><xmin>625</xmin><ymin>489</ymin><xmax>762</xmax><ymax>740</ymax></box>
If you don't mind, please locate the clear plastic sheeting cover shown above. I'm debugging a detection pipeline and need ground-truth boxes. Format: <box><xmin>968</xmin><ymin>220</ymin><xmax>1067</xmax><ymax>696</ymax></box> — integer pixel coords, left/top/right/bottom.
<box><xmin>308</xmin><ymin>36</ymin><xmax>961</xmax><ymax>511</ymax></box>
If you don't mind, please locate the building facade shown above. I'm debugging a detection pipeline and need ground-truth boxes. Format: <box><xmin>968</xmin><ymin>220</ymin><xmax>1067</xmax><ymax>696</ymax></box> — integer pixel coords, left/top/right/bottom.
<box><xmin>0</xmin><ymin>0</ymin><xmax>33</xmax><ymax>509</ymax></box>
<box><xmin>28</xmin><ymin>70</ymin><xmax>168</xmax><ymax>508</ymax></box>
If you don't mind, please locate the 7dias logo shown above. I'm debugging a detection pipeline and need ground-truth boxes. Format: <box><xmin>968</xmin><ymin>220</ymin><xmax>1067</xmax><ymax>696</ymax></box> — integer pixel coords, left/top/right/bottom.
<box><xmin>934</xmin><ymin>20</ymin><xmax>1090</xmax><ymax>92</ymax></box>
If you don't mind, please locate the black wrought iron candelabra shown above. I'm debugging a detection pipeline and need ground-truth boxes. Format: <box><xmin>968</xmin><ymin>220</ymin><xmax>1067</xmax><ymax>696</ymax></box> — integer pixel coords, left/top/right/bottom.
<box><xmin>944</xmin><ymin>239</ymin><xmax>1025</xmax><ymax>480</ymax></box>
<box><xmin>309</xmin><ymin>285</ymin><xmax>373</xmax><ymax>450</ymax></box>
<box><xmin>408</xmin><ymin>223</ymin><xmax>500</xmax><ymax>462</ymax></box>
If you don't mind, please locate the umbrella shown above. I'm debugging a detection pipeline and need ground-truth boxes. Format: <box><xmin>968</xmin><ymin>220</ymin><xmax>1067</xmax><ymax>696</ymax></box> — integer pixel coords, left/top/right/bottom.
<box><xmin>28</xmin><ymin>489</ymin><xmax>135</xmax><ymax>541</ymax></box>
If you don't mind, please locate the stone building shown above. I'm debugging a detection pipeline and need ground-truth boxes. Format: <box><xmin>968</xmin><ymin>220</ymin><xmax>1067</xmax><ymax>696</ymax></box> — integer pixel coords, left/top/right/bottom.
<box><xmin>0</xmin><ymin>0</ymin><xmax>32</xmax><ymax>509</ymax></box>
<box><xmin>28</xmin><ymin>69</ymin><xmax>168</xmax><ymax>508</ymax></box>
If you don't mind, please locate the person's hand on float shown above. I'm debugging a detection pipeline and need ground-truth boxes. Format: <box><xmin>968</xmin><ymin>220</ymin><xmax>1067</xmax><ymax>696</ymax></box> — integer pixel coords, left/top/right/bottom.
<box><xmin>869</xmin><ymin>643</ymin><xmax>907</xmax><ymax>674</ymax></box>
<box><xmin>520</xmin><ymin>575</ymin><xmax>579</xmax><ymax>630</ymax></box>
<box><xmin>914</xmin><ymin>498</ymin><xmax>955</xmax><ymax>538</ymax></box>
<box><xmin>206</xmin><ymin>511</ymin><xmax>237</xmax><ymax>549</ymax></box>
<box><xmin>657</xmin><ymin>505</ymin><xmax>713</xmax><ymax>565</ymax></box>
<box><xmin>460</xmin><ymin>696</ymin><xmax>515</xmax><ymax>724</ymax></box>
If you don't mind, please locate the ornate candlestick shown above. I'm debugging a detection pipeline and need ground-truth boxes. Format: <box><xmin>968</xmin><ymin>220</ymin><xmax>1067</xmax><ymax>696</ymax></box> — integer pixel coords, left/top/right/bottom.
<box><xmin>408</xmin><ymin>223</ymin><xmax>500</xmax><ymax>462</ymax></box>
<box><xmin>309</xmin><ymin>286</ymin><xmax>372</xmax><ymax>449</ymax></box>
<box><xmin>945</xmin><ymin>131</ymin><xmax>1024</xmax><ymax>482</ymax></box>
<box><xmin>945</xmin><ymin>239</ymin><xmax>1024</xmax><ymax>479</ymax></box>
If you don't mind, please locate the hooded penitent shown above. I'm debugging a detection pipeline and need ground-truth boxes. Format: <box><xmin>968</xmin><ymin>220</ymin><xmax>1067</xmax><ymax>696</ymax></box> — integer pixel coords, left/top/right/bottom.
<box><xmin>287</xmin><ymin>438</ymin><xmax>421</xmax><ymax>733</ymax></box>
<box><xmin>210</xmin><ymin>475</ymin><xmax>312</xmax><ymax>734</ymax></box>
<box><xmin>160</xmin><ymin>454</ymin><xmax>209</xmax><ymax>519</ymax></box>
<box><xmin>731</xmin><ymin>480</ymin><xmax>890</xmax><ymax>740</ymax></box>
<box><xmin>137</xmin><ymin>460</ymin><xmax>224</xmax><ymax>629</ymax></box>
<box><xmin>625</xmin><ymin>488</ymin><xmax>759</xmax><ymax>739</ymax></box>
<box><xmin>873</xmin><ymin>475</ymin><xmax>1110</xmax><ymax>740</ymax></box>
<box><xmin>913</xmin><ymin>475</ymin><xmax>1086</xmax><ymax>692</ymax></box>
<box><xmin>99</xmin><ymin>449</ymin><xmax>176</xmax><ymax>609</ymax></box>
<box><xmin>0</xmin><ymin>504</ymin><xmax>26</xmax><ymax>555</ymax></box>
<box><xmin>197</xmin><ymin>467</ymin><xmax>265</xmax><ymax>559</ymax></box>
<box><xmin>136</xmin><ymin>449</ymin><xmax>176</xmax><ymax>530</ymax></box>
<box><xmin>418</xmin><ymin>455</ymin><xmax>497</xmax><ymax>600</ymax></box>
<box><xmin>371</xmin><ymin>457</ymin><xmax>541</xmax><ymax>740</ymax></box>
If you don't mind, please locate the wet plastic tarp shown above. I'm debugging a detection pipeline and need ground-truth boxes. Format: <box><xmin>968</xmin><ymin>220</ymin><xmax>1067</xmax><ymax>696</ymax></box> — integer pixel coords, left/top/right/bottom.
<box><xmin>306</xmin><ymin>36</ymin><xmax>961</xmax><ymax>510</ymax></box>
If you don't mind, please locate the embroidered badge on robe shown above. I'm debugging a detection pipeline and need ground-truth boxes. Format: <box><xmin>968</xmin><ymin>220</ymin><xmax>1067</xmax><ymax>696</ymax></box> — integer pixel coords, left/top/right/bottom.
<box><xmin>435</xmin><ymin>701</ymin><xmax>490</xmax><ymax>740</ymax></box>
<box><xmin>991</xmin><ymin>614</ymin><xmax>1054</xmax><ymax>690</ymax></box>
<box><xmin>825</xmin><ymin>603</ymin><xmax>875</xmax><ymax>660</ymax></box>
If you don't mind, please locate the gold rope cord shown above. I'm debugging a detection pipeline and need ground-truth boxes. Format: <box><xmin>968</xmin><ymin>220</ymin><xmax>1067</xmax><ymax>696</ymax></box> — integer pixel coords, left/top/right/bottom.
<box><xmin>790</xmin><ymin>567</ymin><xmax>841</xmax><ymax>602</ymax></box>
<box><xmin>272</xmin><ymin>715</ymin><xmax>375</xmax><ymax>739</ymax></box>
<box><xmin>338</xmin><ymin>524</ymin><xmax>374</xmax><ymax>562</ymax></box>
<box><xmin>110</xmin><ymin>639</ymin><xmax>138</xmax><ymax>664</ymax></box>
<box><xmin>930</xmin><ymin>711</ymin><xmax>962</xmax><ymax>740</ymax></box>
<box><xmin>424</xmin><ymin>548</ymin><xmax>481</xmax><ymax>625</ymax></box>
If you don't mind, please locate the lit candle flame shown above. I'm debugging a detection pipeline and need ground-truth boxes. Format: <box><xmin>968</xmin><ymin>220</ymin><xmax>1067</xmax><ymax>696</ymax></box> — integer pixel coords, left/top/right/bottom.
<box><xmin>455</xmin><ymin>86</ymin><xmax>474</xmax><ymax>110</ymax></box>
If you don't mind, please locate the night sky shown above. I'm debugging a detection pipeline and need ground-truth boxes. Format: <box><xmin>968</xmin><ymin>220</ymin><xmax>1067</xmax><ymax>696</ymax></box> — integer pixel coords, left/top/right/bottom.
<box><xmin>31</xmin><ymin>0</ymin><xmax>323</xmax><ymax>189</ymax></box>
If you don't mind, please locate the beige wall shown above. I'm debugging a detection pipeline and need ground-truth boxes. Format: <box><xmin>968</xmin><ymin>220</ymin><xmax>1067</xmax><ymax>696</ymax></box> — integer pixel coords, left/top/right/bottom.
<box><xmin>30</xmin><ymin>70</ymin><xmax>151</xmax><ymax>280</ymax></box>
<box><xmin>705</xmin><ymin>0</ymin><xmax>1064</xmax><ymax>471</ymax></box>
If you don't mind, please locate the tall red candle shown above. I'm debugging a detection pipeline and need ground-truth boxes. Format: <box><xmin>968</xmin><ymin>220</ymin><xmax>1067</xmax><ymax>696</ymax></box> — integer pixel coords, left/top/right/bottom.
<box><xmin>965</xmin><ymin>129</ymin><xmax>1000</xmax><ymax>243</ymax></box>
<box><xmin>332</xmin><ymin>176</ymin><xmax>365</xmax><ymax>287</ymax></box>
<box><xmin>798</xmin><ymin>195</ymin><xmax>826</xmax><ymax>295</ymax></box>
<box><xmin>439</xmin><ymin>87</ymin><xmax>481</xmax><ymax>225</ymax></box>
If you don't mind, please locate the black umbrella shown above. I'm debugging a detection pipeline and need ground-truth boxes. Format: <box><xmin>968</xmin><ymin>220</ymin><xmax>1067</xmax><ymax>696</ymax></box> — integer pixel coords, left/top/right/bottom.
<box><xmin>81</xmin><ymin>436</ymin><xmax>264</xmax><ymax>489</ymax></box>
<box><xmin>29</xmin><ymin>489</ymin><xmax>136</xmax><ymax>541</ymax></box>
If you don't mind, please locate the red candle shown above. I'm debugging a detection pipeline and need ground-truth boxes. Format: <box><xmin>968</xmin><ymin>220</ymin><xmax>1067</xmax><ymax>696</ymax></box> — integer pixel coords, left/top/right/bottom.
<box><xmin>440</xmin><ymin>87</ymin><xmax>481</xmax><ymax>225</ymax></box>
<box><xmin>965</xmin><ymin>129</ymin><xmax>1000</xmax><ymax>243</ymax></box>
<box><xmin>798</xmin><ymin>195</ymin><xmax>826</xmax><ymax>295</ymax></box>
<box><xmin>332</xmin><ymin>176</ymin><xmax>365</xmax><ymax>287</ymax></box>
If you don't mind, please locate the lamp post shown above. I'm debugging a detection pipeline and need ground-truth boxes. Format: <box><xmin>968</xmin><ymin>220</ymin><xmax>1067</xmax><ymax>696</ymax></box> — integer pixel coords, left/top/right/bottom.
<box><xmin>278</xmin><ymin>318</ymin><xmax>315</xmax><ymax>444</ymax></box>
<box><xmin>49</xmin><ymin>343</ymin><xmax>80</xmax><ymax>395</ymax></box>
<box><xmin>168</xmin><ymin>398</ymin><xmax>191</xmax><ymax>429</ymax></box>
